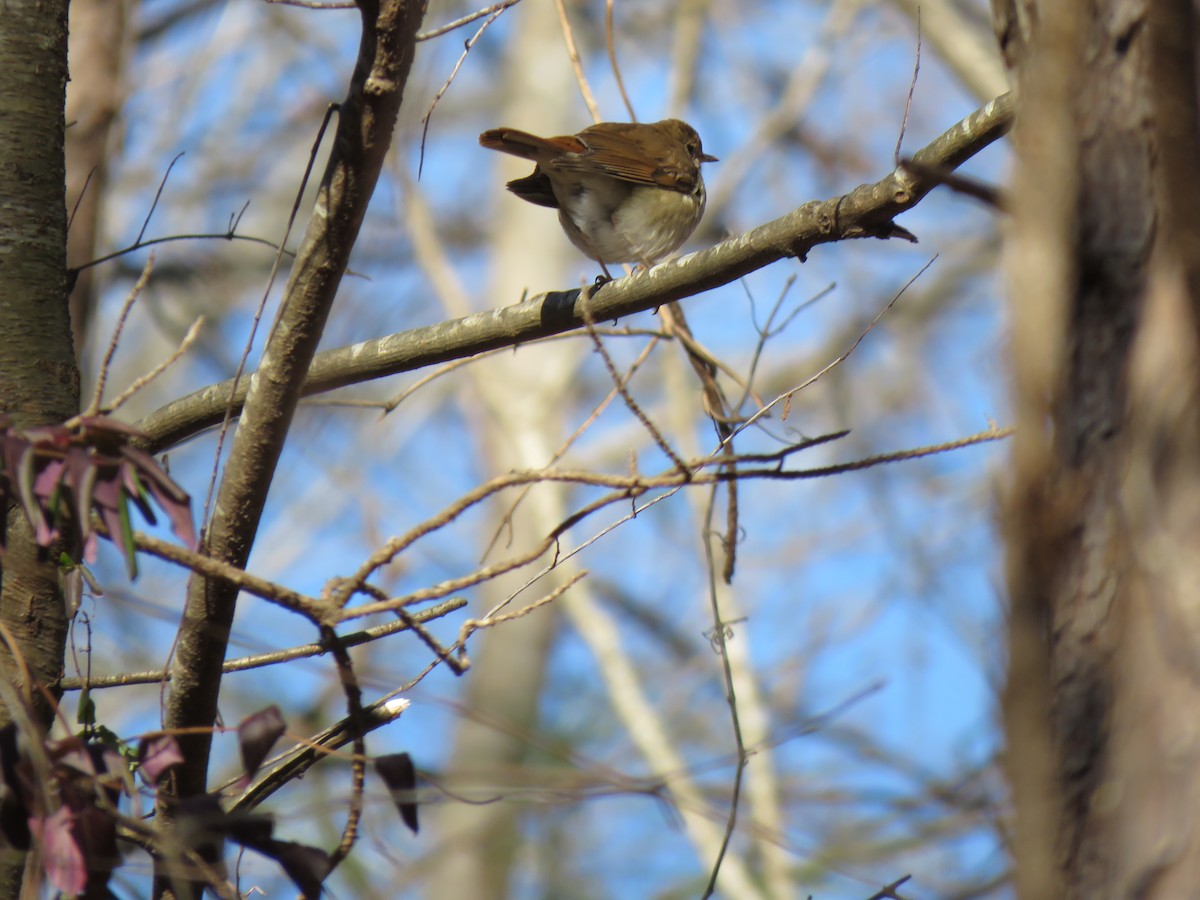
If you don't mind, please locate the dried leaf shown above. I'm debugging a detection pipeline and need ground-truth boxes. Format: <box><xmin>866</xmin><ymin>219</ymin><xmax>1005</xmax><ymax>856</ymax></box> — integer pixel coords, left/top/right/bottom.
<box><xmin>375</xmin><ymin>752</ymin><xmax>419</xmax><ymax>834</ymax></box>
<box><xmin>238</xmin><ymin>706</ymin><xmax>286</xmax><ymax>782</ymax></box>
<box><xmin>66</xmin><ymin>447</ymin><xmax>97</xmax><ymax>551</ymax></box>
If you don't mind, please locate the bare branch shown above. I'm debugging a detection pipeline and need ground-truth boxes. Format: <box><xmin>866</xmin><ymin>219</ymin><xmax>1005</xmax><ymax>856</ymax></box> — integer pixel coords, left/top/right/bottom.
<box><xmin>158</xmin><ymin>0</ymin><xmax>428</xmax><ymax>813</ymax></box>
<box><xmin>136</xmin><ymin>93</ymin><xmax>1015</xmax><ymax>455</ymax></box>
<box><xmin>58</xmin><ymin>597</ymin><xmax>467</xmax><ymax>690</ymax></box>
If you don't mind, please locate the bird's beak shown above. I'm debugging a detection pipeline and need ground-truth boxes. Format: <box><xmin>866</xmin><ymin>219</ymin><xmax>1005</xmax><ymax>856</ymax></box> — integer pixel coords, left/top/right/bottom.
<box><xmin>701</xmin><ymin>153</ymin><xmax>719</xmax><ymax>163</ymax></box>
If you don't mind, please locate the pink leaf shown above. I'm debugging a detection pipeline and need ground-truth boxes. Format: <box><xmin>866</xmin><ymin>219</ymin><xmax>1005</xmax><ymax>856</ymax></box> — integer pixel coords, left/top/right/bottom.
<box><xmin>139</xmin><ymin>735</ymin><xmax>185</xmax><ymax>786</ymax></box>
<box><xmin>30</xmin><ymin>807</ymin><xmax>87</xmax><ymax>895</ymax></box>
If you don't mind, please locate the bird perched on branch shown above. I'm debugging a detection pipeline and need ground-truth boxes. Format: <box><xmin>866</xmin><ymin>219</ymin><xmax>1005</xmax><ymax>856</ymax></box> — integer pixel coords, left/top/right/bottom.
<box><xmin>479</xmin><ymin>119</ymin><xmax>717</xmax><ymax>276</ymax></box>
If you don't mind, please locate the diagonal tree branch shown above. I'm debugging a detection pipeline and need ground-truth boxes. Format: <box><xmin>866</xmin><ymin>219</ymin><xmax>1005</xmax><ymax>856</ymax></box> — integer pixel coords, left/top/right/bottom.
<box><xmin>153</xmin><ymin>0</ymin><xmax>428</xmax><ymax>878</ymax></box>
<box><xmin>137</xmin><ymin>93</ymin><xmax>1013</xmax><ymax>454</ymax></box>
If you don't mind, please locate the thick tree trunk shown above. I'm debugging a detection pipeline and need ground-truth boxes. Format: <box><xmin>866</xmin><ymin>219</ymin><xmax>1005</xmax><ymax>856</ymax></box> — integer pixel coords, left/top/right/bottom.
<box><xmin>0</xmin><ymin>0</ymin><xmax>82</xmax><ymax>894</ymax></box>
<box><xmin>1001</xmin><ymin>0</ymin><xmax>1200</xmax><ymax>895</ymax></box>
<box><xmin>0</xmin><ymin>0</ymin><xmax>78</xmax><ymax>750</ymax></box>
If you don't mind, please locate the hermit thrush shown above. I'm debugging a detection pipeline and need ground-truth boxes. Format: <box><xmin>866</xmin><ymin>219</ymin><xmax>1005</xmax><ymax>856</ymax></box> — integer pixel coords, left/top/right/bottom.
<box><xmin>479</xmin><ymin>119</ymin><xmax>717</xmax><ymax>275</ymax></box>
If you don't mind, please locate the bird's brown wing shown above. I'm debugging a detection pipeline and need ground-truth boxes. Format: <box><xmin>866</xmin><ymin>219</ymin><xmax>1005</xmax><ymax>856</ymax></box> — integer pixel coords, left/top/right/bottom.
<box><xmin>550</xmin><ymin>122</ymin><xmax>698</xmax><ymax>193</ymax></box>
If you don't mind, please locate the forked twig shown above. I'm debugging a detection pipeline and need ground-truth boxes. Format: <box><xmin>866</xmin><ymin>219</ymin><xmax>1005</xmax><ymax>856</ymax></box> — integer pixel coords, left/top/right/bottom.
<box><xmin>84</xmin><ymin>253</ymin><xmax>156</xmax><ymax>417</ymax></box>
<box><xmin>104</xmin><ymin>317</ymin><xmax>204</xmax><ymax>416</ymax></box>
<box><xmin>417</xmin><ymin>0</ymin><xmax>523</xmax><ymax>41</ymax></box>
<box><xmin>580</xmin><ymin>293</ymin><xmax>686</xmax><ymax>471</ymax></box>
<box><xmin>417</xmin><ymin>3</ymin><xmax>516</xmax><ymax>177</ymax></box>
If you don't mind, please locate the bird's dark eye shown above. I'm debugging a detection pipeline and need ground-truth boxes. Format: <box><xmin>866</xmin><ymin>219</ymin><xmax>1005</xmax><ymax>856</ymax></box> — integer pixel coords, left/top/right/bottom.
<box><xmin>687</xmin><ymin>142</ymin><xmax>698</xmax><ymax>155</ymax></box>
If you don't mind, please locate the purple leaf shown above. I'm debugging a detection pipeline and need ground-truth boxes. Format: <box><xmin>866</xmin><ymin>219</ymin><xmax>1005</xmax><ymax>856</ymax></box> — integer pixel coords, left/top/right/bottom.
<box><xmin>122</xmin><ymin>446</ymin><xmax>196</xmax><ymax>548</ymax></box>
<box><xmin>0</xmin><ymin>416</ymin><xmax>196</xmax><ymax>575</ymax></box>
<box><xmin>121</xmin><ymin>445</ymin><xmax>188</xmax><ymax>503</ymax></box>
<box><xmin>93</xmin><ymin>746</ymin><xmax>129</xmax><ymax>807</ymax></box>
<box><xmin>31</xmin><ymin>806</ymin><xmax>87</xmax><ymax>895</ymax></box>
<box><xmin>22</xmin><ymin>425</ymin><xmax>69</xmax><ymax>448</ymax></box>
<box><xmin>146</xmin><ymin>481</ymin><xmax>197</xmax><ymax>550</ymax></box>
<box><xmin>32</xmin><ymin>457</ymin><xmax>64</xmax><ymax>503</ymax></box>
<box><xmin>239</xmin><ymin>706</ymin><xmax>286</xmax><ymax>782</ymax></box>
<box><xmin>122</xmin><ymin>462</ymin><xmax>158</xmax><ymax>527</ymax></box>
<box><xmin>138</xmin><ymin>735</ymin><xmax>184</xmax><ymax>786</ymax></box>
<box><xmin>374</xmin><ymin>753</ymin><xmax>419</xmax><ymax>834</ymax></box>
<box><xmin>89</xmin><ymin>475</ymin><xmax>138</xmax><ymax>578</ymax></box>
<box><xmin>65</xmin><ymin>447</ymin><xmax>97</xmax><ymax>550</ymax></box>
<box><xmin>90</xmin><ymin>475</ymin><xmax>120</xmax><ymax>513</ymax></box>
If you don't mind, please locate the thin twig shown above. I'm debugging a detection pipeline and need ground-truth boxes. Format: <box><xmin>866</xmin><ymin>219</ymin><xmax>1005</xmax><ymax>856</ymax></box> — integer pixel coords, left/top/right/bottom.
<box><xmin>136</xmin><ymin>152</ymin><xmax>185</xmax><ymax>245</ymax></box>
<box><xmin>867</xmin><ymin>875</ymin><xmax>913</xmax><ymax>900</ymax></box>
<box><xmin>417</xmin><ymin>4</ymin><xmax>514</xmax><ymax>177</ymax></box>
<box><xmin>554</xmin><ymin>0</ymin><xmax>601</xmax><ymax>122</ymax></box>
<box><xmin>724</xmin><ymin>257</ymin><xmax>941</xmax><ymax>448</ymax></box>
<box><xmin>74</xmin><ymin>230</ymin><xmax>287</xmax><ymax>276</ymax></box>
<box><xmin>580</xmin><ymin>294</ymin><xmax>685</xmax><ymax>470</ymax></box>
<box><xmin>416</xmin><ymin>0</ymin><xmax>523</xmax><ymax>41</ymax></box>
<box><xmin>58</xmin><ymin>598</ymin><xmax>467</xmax><ymax>690</ymax></box>
<box><xmin>344</xmin><ymin>581</ymin><xmax>467</xmax><ymax>674</ymax></box>
<box><xmin>198</xmin><ymin>104</ymin><xmax>339</xmax><ymax>537</ymax></box>
<box><xmin>337</xmin><ymin>423</ymin><xmax>1011</xmax><ymax>622</ymax></box>
<box><xmin>457</xmin><ymin>570</ymin><xmax>586</xmax><ymax>650</ymax></box>
<box><xmin>898</xmin><ymin>157</ymin><xmax>1004</xmax><ymax>208</ymax></box>
<box><xmin>725</xmin><ymin>276</ymin><xmax>834</xmax><ymax>452</ymax></box>
<box><xmin>605</xmin><ymin>0</ymin><xmax>637</xmax><ymax>121</ymax></box>
<box><xmin>127</xmin><ymin>529</ymin><xmax>326</xmax><ymax>620</ymax></box>
<box><xmin>85</xmin><ymin>253</ymin><xmax>156</xmax><ymax>417</ymax></box>
<box><xmin>480</xmin><ymin>335</ymin><xmax>661</xmax><ymax>562</ymax></box>
<box><xmin>67</xmin><ymin>165</ymin><xmax>98</xmax><ymax>233</ymax></box>
<box><xmin>104</xmin><ymin>316</ymin><xmax>204</xmax><ymax>415</ymax></box>
<box><xmin>700</xmin><ymin>481</ymin><xmax>747</xmax><ymax>898</ymax></box>
<box><xmin>322</xmin><ymin>628</ymin><xmax>367</xmax><ymax>873</ymax></box>
<box><xmin>894</xmin><ymin>6</ymin><xmax>921</xmax><ymax>164</ymax></box>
